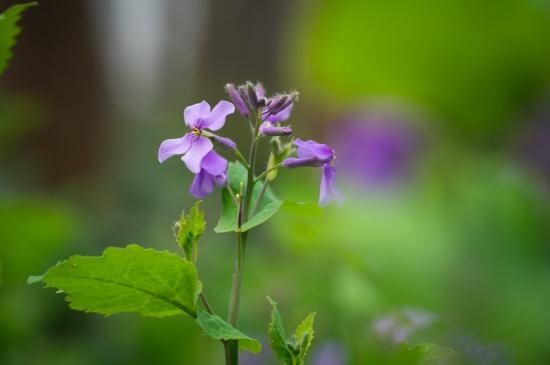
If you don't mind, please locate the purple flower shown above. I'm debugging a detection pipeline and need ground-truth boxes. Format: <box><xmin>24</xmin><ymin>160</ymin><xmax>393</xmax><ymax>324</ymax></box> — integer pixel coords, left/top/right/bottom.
<box><xmin>158</xmin><ymin>100</ymin><xmax>235</xmax><ymax>173</ymax></box>
<box><xmin>283</xmin><ymin>139</ymin><xmax>342</xmax><ymax>205</ymax></box>
<box><xmin>225</xmin><ymin>81</ymin><xmax>296</xmax><ymax>128</ymax></box>
<box><xmin>189</xmin><ymin>150</ymin><xmax>228</xmax><ymax>198</ymax></box>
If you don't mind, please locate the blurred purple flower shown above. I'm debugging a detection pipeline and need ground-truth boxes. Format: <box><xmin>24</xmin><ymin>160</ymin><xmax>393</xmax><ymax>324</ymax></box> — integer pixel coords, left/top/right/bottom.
<box><xmin>312</xmin><ymin>341</ymin><xmax>346</xmax><ymax>365</ymax></box>
<box><xmin>158</xmin><ymin>100</ymin><xmax>235</xmax><ymax>173</ymax></box>
<box><xmin>512</xmin><ymin>103</ymin><xmax>550</xmax><ymax>187</ymax></box>
<box><xmin>333</xmin><ymin>117</ymin><xmax>421</xmax><ymax>187</ymax></box>
<box><xmin>372</xmin><ymin>307</ymin><xmax>437</xmax><ymax>344</ymax></box>
<box><xmin>451</xmin><ymin>334</ymin><xmax>512</xmax><ymax>365</ymax></box>
<box><xmin>189</xmin><ymin>150</ymin><xmax>228</xmax><ymax>198</ymax></box>
<box><xmin>283</xmin><ymin>139</ymin><xmax>342</xmax><ymax>205</ymax></box>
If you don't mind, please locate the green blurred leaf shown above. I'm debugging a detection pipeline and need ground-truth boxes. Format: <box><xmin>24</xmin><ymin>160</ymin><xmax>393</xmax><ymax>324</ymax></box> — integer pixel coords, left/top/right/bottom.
<box><xmin>29</xmin><ymin>244</ymin><xmax>202</xmax><ymax>318</ymax></box>
<box><xmin>392</xmin><ymin>343</ymin><xmax>465</xmax><ymax>365</ymax></box>
<box><xmin>195</xmin><ymin>309</ymin><xmax>262</xmax><ymax>353</ymax></box>
<box><xmin>175</xmin><ymin>201</ymin><xmax>206</xmax><ymax>262</ymax></box>
<box><xmin>267</xmin><ymin>297</ymin><xmax>316</xmax><ymax>365</ymax></box>
<box><xmin>0</xmin><ymin>2</ymin><xmax>37</xmax><ymax>75</ymax></box>
<box><xmin>294</xmin><ymin>0</ymin><xmax>550</xmax><ymax>140</ymax></box>
<box><xmin>214</xmin><ymin>162</ymin><xmax>283</xmax><ymax>233</ymax></box>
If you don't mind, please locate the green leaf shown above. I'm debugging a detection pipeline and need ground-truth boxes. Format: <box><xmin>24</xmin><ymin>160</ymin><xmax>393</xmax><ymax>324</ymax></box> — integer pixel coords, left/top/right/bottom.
<box><xmin>175</xmin><ymin>201</ymin><xmax>206</xmax><ymax>262</ymax></box>
<box><xmin>267</xmin><ymin>297</ymin><xmax>293</xmax><ymax>365</ymax></box>
<box><xmin>214</xmin><ymin>162</ymin><xmax>283</xmax><ymax>233</ymax></box>
<box><xmin>267</xmin><ymin>297</ymin><xmax>316</xmax><ymax>365</ymax></box>
<box><xmin>392</xmin><ymin>343</ymin><xmax>466</xmax><ymax>365</ymax></box>
<box><xmin>195</xmin><ymin>309</ymin><xmax>262</xmax><ymax>353</ymax></box>
<box><xmin>0</xmin><ymin>2</ymin><xmax>37</xmax><ymax>76</ymax></box>
<box><xmin>293</xmin><ymin>312</ymin><xmax>316</xmax><ymax>362</ymax></box>
<box><xmin>29</xmin><ymin>244</ymin><xmax>202</xmax><ymax>318</ymax></box>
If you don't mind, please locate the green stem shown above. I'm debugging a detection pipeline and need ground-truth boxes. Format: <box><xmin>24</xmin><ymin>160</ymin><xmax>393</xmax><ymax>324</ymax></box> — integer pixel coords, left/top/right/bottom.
<box><xmin>235</xmin><ymin>149</ymin><xmax>250</xmax><ymax>168</ymax></box>
<box><xmin>199</xmin><ymin>292</ymin><xmax>215</xmax><ymax>315</ymax></box>
<box><xmin>225</xmin><ymin>112</ymin><xmax>262</xmax><ymax>365</ymax></box>
<box><xmin>255</xmin><ymin>163</ymin><xmax>282</xmax><ymax>182</ymax></box>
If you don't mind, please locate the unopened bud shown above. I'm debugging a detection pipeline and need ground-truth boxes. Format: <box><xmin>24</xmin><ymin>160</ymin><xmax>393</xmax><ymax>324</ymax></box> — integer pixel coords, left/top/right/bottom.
<box><xmin>210</xmin><ymin>134</ymin><xmax>237</xmax><ymax>150</ymax></box>
<box><xmin>225</xmin><ymin>83</ymin><xmax>249</xmax><ymax>117</ymax></box>
<box><xmin>246</xmin><ymin>82</ymin><xmax>259</xmax><ymax>108</ymax></box>
<box><xmin>259</xmin><ymin>122</ymin><xmax>292</xmax><ymax>136</ymax></box>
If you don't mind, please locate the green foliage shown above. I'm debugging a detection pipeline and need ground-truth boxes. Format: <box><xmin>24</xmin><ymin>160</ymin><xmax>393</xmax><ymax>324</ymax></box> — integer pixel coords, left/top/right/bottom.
<box><xmin>28</xmin><ymin>244</ymin><xmax>202</xmax><ymax>318</ymax></box>
<box><xmin>215</xmin><ymin>162</ymin><xmax>283</xmax><ymax>233</ymax></box>
<box><xmin>195</xmin><ymin>309</ymin><xmax>262</xmax><ymax>353</ymax></box>
<box><xmin>391</xmin><ymin>343</ymin><xmax>466</xmax><ymax>365</ymax></box>
<box><xmin>0</xmin><ymin>2</ymin><xmax>37</xmax><ymax>76</ymax></box>
<box><xmin>267</xmin><ymin>297</ymin><xmax>316</xmax><ymax>365</ymax></box>
<box><xmin>174</xmin><ymin>201</ymin><xmax>206</xmax><ymax>262</ymax></box>
<box><xmin>293</xmin><ymin>0</ymin><xmax>550</xmax><ymax>140</ymax></box>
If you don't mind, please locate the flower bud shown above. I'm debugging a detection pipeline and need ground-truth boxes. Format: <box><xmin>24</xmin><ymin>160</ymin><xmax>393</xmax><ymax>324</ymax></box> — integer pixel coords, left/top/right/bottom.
<box><xmin>225</xmin><ymin>83</ymin><xmax>249</xmax><ymax>117</ymax></box>
<box><xmin>209</xmin><ymin>134</ymin><xmax>237</xmax><ymax>150</ymax></box>
<box><xmin>259</xmin><ymin>122</ymin><xmax>292</xmax><ymax>136</ymax></box>
<box><xmin>246</xmin><ymin>82</ymin><xmax>259</xmax><ymax>108</ymax></box>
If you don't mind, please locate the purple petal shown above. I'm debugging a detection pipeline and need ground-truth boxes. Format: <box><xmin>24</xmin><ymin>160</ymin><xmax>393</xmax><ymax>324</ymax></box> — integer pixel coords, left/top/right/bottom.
<box><xmin>200</xmin><ymin>150</ymin><xmax>228</xmax><ymax>176</ymax></box>
<box><xmin>295</xmin><ymin>139</ymin><xmax>334</xmax><ymax>161</ymax></box>
<box><xmin>259</xmin><ymin>122</ymin><xmax>292</xmax><ymax>136</ymax></box>
<box><xmin>282</xmin><ymin>156</ymin><xmax>324</xmax><ymax>168</ymax></box>
<box><xmin>189</xmin><ymin>170</ymin><xmax>216</xmax><ymax>198</ymax></box>
<box><xmin>200</xmin><ymin>100</ymin><xmax>235</xmax><ymax>131</ymax></box>
<box><xmin>319</xmin><ymin>164</ymin><xmax>342</xmax><ymax>206</ymax></box>
<box><xmin>184</xmin><ymin>101</ymin><xmax>211</xmax><ymax>128</ymax></box>
<box><xmin>265</xmin><ymin>104</ymin><xmax>293</xmax><ymax>123</ymax></box>
<box><xmin>214</xmin><ymin>173</ymin><xmax>227</xmax><ymax>186</ymax></box>
<box><xmin>181</xmin><ymin>135</ymin><xmax>213</xmax><ymax>173</ymax></box>
<box><xmin>158</xmin><ymin>133</ymin><xmax>193</xmax><ymax>163</ymax></box>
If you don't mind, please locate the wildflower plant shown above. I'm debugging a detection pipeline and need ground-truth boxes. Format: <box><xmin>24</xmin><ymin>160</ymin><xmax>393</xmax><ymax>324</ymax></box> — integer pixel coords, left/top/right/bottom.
<box><xmin>29</xmin><ymin>81</ymin><xmax>341</xmax><ymax>365</ymax></box>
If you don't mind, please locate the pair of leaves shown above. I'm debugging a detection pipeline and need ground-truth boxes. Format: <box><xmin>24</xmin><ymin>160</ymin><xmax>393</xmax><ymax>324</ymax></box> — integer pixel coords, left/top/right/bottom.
<box><xmin>30</xmin><ymin>242</ymin><xmax>261</xmax><ymax>353</ymax></box>
<box><xmin>174</xmin><ymin>201</ymin><xmax>205</xmax><ymax>262</ymax></box>
<box><xmin>268</xmin><ymin>297</ymin><xmax>316</xmax><ymax>365</ymax></box>
<box><xmin>0</xmin><ymin>2</ymin><xmax>36</xmax><ymax>76</ymax></box>
<box><xmin>215</xmin><ymin>161</ymin><xmax>283</xmax><ymax>233</ymax></box>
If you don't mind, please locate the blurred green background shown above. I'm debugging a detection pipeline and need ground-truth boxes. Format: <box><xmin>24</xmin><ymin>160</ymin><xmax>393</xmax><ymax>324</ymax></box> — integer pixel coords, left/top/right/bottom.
<box><xmin>1</xmin><ymin>0</ymin><xmax>549</xmax><ymax>364</ymax></box>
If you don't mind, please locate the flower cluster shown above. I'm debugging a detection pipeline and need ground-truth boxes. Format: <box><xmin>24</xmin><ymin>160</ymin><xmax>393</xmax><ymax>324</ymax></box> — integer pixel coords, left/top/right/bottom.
<box><xmin>158</xmin><ymin>81</ymin><xmax>341</xmax><ymax>205</ymax></box>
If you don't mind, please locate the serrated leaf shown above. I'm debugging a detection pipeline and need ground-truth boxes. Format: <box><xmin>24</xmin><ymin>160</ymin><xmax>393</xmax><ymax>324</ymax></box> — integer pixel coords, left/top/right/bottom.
<box><xmin>196</xmin><ymin>309</ymin><xmax>262</xmax><ymax>353</ymax></box>
<box><xmin>293</xmin><ymin>312</ymin><xmax>316</xmax><ymax>362</ymax></box>
<box><xmin>175</xmin><ymin>201</ymin><xmax>206</xmax><ymax>262</ymax></box>
<box><xmin>214</xmin><ymin>162</ymin><xmax>283</xmax><ymax>233</ymax></box>
<box><xmin>0</xmin><ymin>2</ymin><xmax>37</xmax><ymax>75</ymax></box>
<box><xmin>267</xmin><ymin>297</ymin><xmax>293</xmax><ymax>365</ymax></box>
<box><xmin>29</xmin><ymin>244</ymin><xmax>202</xmax><ymax>318</ymax></box>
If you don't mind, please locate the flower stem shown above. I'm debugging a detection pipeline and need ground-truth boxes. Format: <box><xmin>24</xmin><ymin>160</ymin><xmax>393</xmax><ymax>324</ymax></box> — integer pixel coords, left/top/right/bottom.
<box><xmin>235</xmin><ymin>149</ymin><xmax>250</xmax><ymax>168</ymax></box>
<box><xmin>225</xmin><ymin>112</ymin><xmax>261</xmax><ymax>365</ymax></box>
<box><xmin>254</xmin><ymin>163</ymin><xmax>282</xmax><ymax>182</ymax></box>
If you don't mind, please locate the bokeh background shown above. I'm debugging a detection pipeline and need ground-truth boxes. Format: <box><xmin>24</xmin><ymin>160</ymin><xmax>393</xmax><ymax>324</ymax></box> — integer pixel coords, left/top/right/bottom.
<box><xmin>1</xmin><ymin>0</ymin><xmax>550</xmax><ymax>364</ymax></box>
